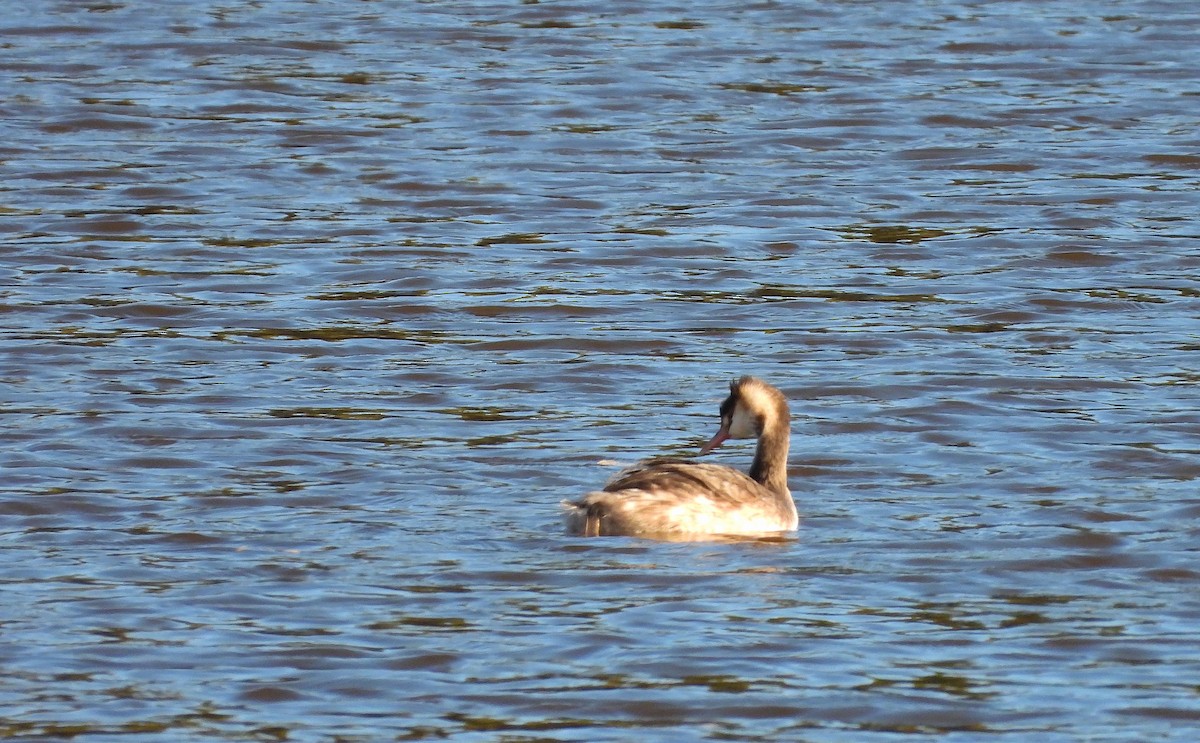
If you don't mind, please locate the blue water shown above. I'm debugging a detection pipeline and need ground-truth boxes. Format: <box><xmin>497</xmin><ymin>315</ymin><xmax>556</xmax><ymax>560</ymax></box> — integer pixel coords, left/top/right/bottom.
<box><xmin>3</xmin><ymin>0</ymin><xmax>1200</xmax><ymax>740</ymax></box>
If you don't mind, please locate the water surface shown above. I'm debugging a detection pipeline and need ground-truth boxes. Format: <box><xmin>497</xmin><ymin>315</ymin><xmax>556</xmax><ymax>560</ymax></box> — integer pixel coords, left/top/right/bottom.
<box><xmin>3</xmin><ymin>1</ymin><xmax>1200</xmax><ymax>740</ymax></box>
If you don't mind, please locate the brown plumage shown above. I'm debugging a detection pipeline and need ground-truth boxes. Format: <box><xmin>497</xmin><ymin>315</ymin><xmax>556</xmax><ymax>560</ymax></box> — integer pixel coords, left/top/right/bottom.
<box><xmin>564</xmin><ymin>376</ymin><xmax>798</xmax><ymax>538</ymax></box>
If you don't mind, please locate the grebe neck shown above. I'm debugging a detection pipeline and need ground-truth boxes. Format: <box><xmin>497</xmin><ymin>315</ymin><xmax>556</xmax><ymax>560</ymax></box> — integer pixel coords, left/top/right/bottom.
<box><xmin>748</xmin><ymin>419</ymin><xmax>790</xmax><ymax>496</ymax></box>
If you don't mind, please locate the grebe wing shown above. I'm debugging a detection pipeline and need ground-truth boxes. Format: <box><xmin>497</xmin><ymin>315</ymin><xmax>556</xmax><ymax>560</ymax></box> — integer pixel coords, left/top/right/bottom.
<box><xmin>562</xmin><ymin>459</ymin><xmax>793</xmax><ymax>536</ymax></box>
<box><xmin>603</xmin><ymin>459</ymin><xmax>770</xmax><ymax>503</ymax></box>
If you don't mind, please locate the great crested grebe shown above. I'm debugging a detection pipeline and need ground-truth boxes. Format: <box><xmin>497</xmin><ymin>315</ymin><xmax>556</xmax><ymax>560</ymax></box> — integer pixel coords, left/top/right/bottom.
<box><xmin>564</xmin><ymin>376</ymin><xmax>798</xmax><ymax>538</ymax></box>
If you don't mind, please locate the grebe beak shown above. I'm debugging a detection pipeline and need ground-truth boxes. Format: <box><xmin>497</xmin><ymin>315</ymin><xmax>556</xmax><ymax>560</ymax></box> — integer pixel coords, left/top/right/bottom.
<box><xmin>700</xmin><ymin>425</ymin><xmax>730</xmax><ymax>455</ymax></box>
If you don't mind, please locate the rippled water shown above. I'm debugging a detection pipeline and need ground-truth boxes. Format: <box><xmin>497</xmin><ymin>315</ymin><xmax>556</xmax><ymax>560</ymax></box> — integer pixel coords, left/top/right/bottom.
<box><xmin>4</xmin><ymin>0</ymin><xmax>1200</xmax><ymax>740</ymax></box>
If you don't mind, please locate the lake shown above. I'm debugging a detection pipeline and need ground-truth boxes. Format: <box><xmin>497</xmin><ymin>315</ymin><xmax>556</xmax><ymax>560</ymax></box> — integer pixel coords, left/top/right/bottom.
<box><xmin>3</xmin><ymin>0</ymin><xmax>1200</xmax><ymax>740</ymax></box>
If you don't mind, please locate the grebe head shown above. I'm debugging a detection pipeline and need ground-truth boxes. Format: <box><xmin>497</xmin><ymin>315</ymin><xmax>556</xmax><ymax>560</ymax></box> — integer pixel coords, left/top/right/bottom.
<box><xmin>700</xmin><ymin>376</ymin><xmax>787</xmax><ymax>454</ymax></box>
